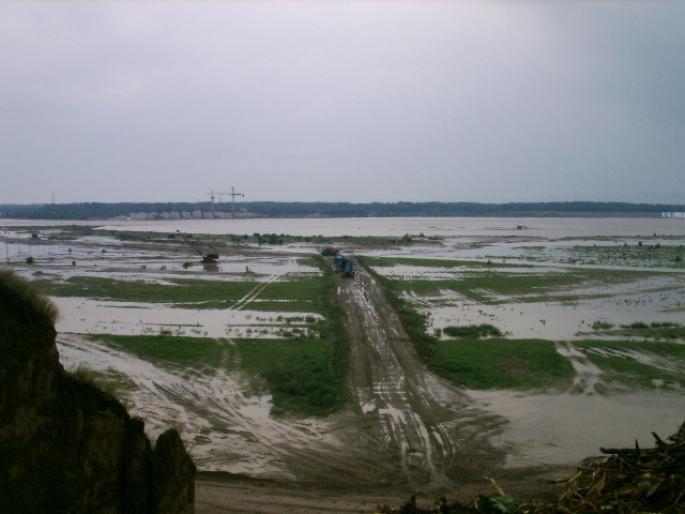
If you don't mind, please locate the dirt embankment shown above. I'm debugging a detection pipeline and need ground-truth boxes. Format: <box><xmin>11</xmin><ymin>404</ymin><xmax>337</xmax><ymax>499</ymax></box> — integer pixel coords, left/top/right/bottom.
<box><xmin>0</xmin><ymin>270</ymin><xmax>195</xmax><ymax>514</ymax></box>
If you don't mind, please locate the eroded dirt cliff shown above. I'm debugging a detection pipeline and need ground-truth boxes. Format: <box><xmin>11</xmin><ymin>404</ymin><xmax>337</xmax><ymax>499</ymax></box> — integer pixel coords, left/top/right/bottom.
<box><xmin>0</xmin><ymin>270</ymin><xmax>195</xmax><ymax>514</ymax></box>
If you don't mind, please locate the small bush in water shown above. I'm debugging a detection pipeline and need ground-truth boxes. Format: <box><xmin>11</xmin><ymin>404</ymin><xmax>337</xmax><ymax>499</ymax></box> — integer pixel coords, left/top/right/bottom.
<box><xmin>443</xmin><ymin>324</ymin><xmax>503</xmax><ymax>338</ymax></box>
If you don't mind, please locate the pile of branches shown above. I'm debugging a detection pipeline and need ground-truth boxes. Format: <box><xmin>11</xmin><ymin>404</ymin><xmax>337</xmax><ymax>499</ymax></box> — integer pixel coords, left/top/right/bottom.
<box><xmin>529</xmin><ymin>421</ymin><xmax>685</xmax><ymax>514</ymax></box>
<box><xmin>376</xmin><ymin>421</ymin><xmax>685</xmax><ymax>514</ymax></box>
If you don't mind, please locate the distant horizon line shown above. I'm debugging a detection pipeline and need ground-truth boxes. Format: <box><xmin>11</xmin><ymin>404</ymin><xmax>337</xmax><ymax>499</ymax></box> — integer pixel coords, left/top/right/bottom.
<box><xmin>3</xmin><ymin>200</ymin><xmax>685</xmax><ymax>207</ymax></box>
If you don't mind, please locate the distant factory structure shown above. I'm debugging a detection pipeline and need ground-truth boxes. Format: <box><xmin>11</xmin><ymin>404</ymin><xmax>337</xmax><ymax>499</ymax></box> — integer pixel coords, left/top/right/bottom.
<box><xmin>124</xmin><ymin>209</ymin><xmax>253</xmax><ymax>221</ymax></box>
<box><xmin>122</xmin><ymin>186</ymin><xmax>249</xmax><ymax>221</ymax></box>
<box><xmin>661</xmin><ymin>212</ymin><xmax>685</xmax><ymax>219</ymax></box>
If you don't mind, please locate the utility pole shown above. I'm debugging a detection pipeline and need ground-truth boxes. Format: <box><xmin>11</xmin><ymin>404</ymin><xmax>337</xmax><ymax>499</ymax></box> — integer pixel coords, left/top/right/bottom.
<box><xmin>206</xmin><ymin>190</ymin><xmax>217</xmax><ymax>213</ymax></box>
<box><xmin>226</xmin><ymin>186</ymin><xmax>244</xmax><ymax>218</ymax></box>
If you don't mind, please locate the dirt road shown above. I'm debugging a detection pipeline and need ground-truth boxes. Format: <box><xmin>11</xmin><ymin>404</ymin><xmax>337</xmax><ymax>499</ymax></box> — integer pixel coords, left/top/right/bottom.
<box><xmin>338</xmin><ymin>265</ymin><xmax>505</xmax><ymax>486</ymax></box>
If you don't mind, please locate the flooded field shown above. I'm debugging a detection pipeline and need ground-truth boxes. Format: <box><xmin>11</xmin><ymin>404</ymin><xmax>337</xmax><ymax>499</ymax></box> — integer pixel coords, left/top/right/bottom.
<box><xmin>2</xmin><ymin>217</ymin><xmax>685</xmax><ymax>488</ymax></box>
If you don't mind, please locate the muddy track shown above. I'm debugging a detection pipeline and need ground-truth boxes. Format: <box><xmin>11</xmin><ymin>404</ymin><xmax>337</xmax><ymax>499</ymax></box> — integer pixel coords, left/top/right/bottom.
<box><xmin>338</xmin><ymin>264</ymin><xmax>505</xmax><ymax>486</ymax></box>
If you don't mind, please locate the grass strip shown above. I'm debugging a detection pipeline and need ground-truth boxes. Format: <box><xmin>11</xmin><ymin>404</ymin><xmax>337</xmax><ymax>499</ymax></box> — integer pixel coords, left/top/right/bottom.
<box><xmin>433</xmin><ymin>339</ymin><xmax>575</xmax><ymax>390</ymax></box>
<box><xmin>236</xmin><ymin>256</ymin><xmax>349</xmax><ymax>417</ymax></box>
<box><xmin>576</xmin><ymin>340</ymin><xmax>685</xmax><ymax>390</ymax></box>
<box><xmin>89</xmin><ymin>334</ymin><xmax>223</xmax><ymax>367</ymax></box>
<box><xmin>33</xmin><ymin>275</ymin><xmax>326</xmax><ymax>313</ymax></box>
<box><xmin>372</xmin><ymin>268</ymin><xmax>654</xmax><ymax>303</ymax></box>
<box><xmin>359</xmin><ymin>255</ymin><xmax>528</xmax><ymax>268</ymax></box>
<box><xmin>34</xmin><ymin>276</ymin><xmax>258</xmax><ymax>303</ymax></box>
<box><xmin>359</xmin><ymin>256</ymin><xmax>574</xmax><ymax>391</ymax></box>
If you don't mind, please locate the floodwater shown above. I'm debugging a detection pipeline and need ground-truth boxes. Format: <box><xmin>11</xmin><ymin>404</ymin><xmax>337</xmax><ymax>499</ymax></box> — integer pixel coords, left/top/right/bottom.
<box><xmin>423</xmin><ymin>287</ymin><xmax>685</xmax><ymax>340</ymax></box>
<box><xmin>4</xmin><ymin>216</ymin><xmax>685</xmax><ymax>238</ymax></box>
<box><xmin>3</xmin><ymin>217</ymin><xmax>685</xmax><ymax>478</ymax></box>
<box><xmin>99</xmin><ymin>216</ymin><xmax>685</xmax><ymax>238</ymax></box>
<box><xmin>468</xmin><ymin>389</ymin><xmax>685</xmax><ymax>468</ymax></box>
<box><xmin>54</xmin><ymin>297</ymin><xmax>321</xmax><ymax>339</ymax></box>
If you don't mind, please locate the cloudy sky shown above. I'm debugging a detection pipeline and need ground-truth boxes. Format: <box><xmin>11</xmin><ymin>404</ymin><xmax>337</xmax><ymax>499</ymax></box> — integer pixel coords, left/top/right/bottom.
<box><xmin>1</xmin><ymin>1</ymin><xmax>684</xmax><ymax>204</ymax></box>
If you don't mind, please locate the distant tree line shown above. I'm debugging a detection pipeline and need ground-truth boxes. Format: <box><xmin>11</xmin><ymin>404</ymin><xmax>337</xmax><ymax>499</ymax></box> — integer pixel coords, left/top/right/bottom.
<box><xmin>0</xmin><ymin>201</ymin><xmax>683</xmax><ymax>220</ymax></box>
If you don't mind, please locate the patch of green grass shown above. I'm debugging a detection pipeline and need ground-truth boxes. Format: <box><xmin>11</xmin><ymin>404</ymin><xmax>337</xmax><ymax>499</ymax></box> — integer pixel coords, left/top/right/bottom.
<box><xmin>89</xmin><ymin>334</ymin><xmax>223</xmax><ymax>368</ymax></box>
<box><xmin>70</xmin><ymin>365</ymin><xmax>132</xmax><ymax>400</ymax></box>
<box><xmin>433</xmin><ymin>339</ymin><xmax>575</xmax><ymax>390</ymax></box>
<box><xmin>374</xmin><ymin>267</ymin><xmax>653</xmax><ymax>304</ymax></box>
<box><xmin>589</xmin><ymin>321</ymin><xmax>685</xmax><ymax>340</ymax></box>
<box><xmin>562</xmin><ymin>244</ymin><xmax>685</xmax><ymax>269</ymax></box>
<box><xmin>33</xmin><ymin>276</ymin><xmax>259</xmax><ymax>304</ymax></box>
<box><xmin>172</xmin><ymin>299</ymin><xmax>317</xmax><ymax>312</ymax></box>
<box><xmin>235</xmin><ymin>339</ymin><xmax>341</xmax><ymax>416</ymax></box>
<box><xmin>359</xmin><ymin>256</ymin><xmax>528</xmax><ymax>269</ymax></box>
<box><xmin>443</xmin><ymin>324</ymin><xmax>503</xmax><ymax>338</ymax></box>
<box><xmin>32</xmin><ymin>275</ymin><xmax>325</xmax><ymax>313</ymax></box>
<box><xmin>234</xmin><ymin>256</ymin><xmax>349</xmax><ymax>417</ymax></box>
<box><xmin>257</xmin><ymin>278</ymin><xmax>322</xmax><ymax>303</ymax></box>
<box><xmin>297</xmin><ymin>256</ymin><xmax>321</xmax><ymax>267</ymax></box>
<box><xmin>576</xmin><ymin>340</ymin><xmax>685</xmax><ymax>390</ymax></box>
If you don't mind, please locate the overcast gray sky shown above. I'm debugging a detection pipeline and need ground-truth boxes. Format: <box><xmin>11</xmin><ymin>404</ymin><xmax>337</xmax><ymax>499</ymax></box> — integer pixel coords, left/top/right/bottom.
<box><xmin>1</xmin><ymin>1</ymin><xmax>684</xmax><ymax>204</ymax></box>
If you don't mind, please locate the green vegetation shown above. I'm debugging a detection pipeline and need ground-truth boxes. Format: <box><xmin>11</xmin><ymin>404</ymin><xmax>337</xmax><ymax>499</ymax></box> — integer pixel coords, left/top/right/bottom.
<box><xmin>86</xmin><ymin>257</ymin><xmax>349</xmax><ymax>417</ymax></box>
<box><xmin>90</xmin><ymin>334</ymin><xmax>223</xmax><ymax>368</ymax></box>
<box><xmin>359</xmin><ymin>255</ymin><xmax>527</xmax><ymax>269</ymax></box>
<box><xmin>443</xmin><ymin>324</ymin><xmax>503</xmax><ymax>338</ymax></box>
<box><xmin>433</xmin><ymin>339</ymin><xmax>575</xmax><ymax>390</ymax></box>
<box><xmin>560</xmin><ymin>244</ymin><xmax>685</xmax><ymax>269</ymax></box>
<box><xmin>589</xmin><ymin>321</ymin><xmax>685</xmax><ymax>340</ymax></box>
<box><xmin>591</xmin><ymin>321</ymin><xmax>614</xmax><ymax>330</ymax></box>
<box><xmin>374</xmin><ymin>267</ymin><xmax>651</xmax><ymax>303</ymax></box>
<box><xmin>236</xmin><ymin>339</ymin><xmax>341</xmax><ymax>416</ymax></box>
<box><xmin>33</xmin><ymin>276</ymin><xmax>257</xmax><ymax>303</ymax></box>
<box><xmin>231</xmin><ymin>257</ymin><xmax>349</xmax><ymax>416</ymax></box>
<box><xmin>0</xmin><ymin>270</ymin><xmax>59</xmax><ymax>324</ymax></box>
<box><xmin>361</xmin><ymin>256</ymin><xmax>685</xmax><ymax>392</ymax></box>
<box><xmin>106</xmin><ymin>229</ymin><xmax>436</xmax><ymax>248</ymax></box>
<box><xmin>576</xmin><ymin>340</ymin><xmax>685</xmax><ymax>390</ymax></box>
<box><xmin>32</xmin><ymin>275</ymin><xmax>323</xmax><ymax>312</ymax></box>
<box><xmin>70</xmin><ymin>365</ymin><xmax>131</xmax><ymax>399</ymax></box>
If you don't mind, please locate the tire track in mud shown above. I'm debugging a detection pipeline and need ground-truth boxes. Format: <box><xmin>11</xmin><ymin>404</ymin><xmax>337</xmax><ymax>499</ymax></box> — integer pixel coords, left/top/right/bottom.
<box><xmin>57</xmin><ymin>334</ymin><xmax>395</xmax><ymax>483</ymax></box>
<box><xmin>231</xmin><ymin>271</ymin><xmax>282</xmax><ymax>312</ymax></box>
<box><xmin>339</xmin><ymin>265</ymin><xmax>506</xmax><ymax>486</ymax></box>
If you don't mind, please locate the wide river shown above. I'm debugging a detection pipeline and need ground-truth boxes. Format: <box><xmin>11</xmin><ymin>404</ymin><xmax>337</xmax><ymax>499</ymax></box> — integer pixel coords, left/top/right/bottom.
<box><xmin>4</xmin><ymin>216</ymin><xmax>685</xmax><ymax>239</ymax></box>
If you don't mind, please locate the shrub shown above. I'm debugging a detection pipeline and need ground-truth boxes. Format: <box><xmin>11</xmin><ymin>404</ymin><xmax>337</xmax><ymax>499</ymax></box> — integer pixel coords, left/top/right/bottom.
<box><xmin>443</xmin><ymin>324</ymin><xmax>503</xmax><ymax>338</ymax></box>
<box><xmin>0</xmin><ymin>270</ymin><xmax>58</xmax><ymax>324</ymax></box>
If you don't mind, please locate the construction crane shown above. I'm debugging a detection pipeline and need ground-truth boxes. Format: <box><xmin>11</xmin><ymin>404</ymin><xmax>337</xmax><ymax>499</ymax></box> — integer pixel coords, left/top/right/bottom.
<box><xmin>206</xmin><ymin>189</ymin><xmax>226</xmax><ymax>213</ymax></box>
<box><xmin>226</xmin><ymin>186</ymin><xmax>244</xmax><ymax>218</ymax></box>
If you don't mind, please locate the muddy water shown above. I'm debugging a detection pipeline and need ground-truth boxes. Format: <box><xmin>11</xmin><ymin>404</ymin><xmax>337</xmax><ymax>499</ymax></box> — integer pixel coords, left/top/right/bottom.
<box><xmin>54</xmin><ymin>297</ymin><xmax>321</xmax><ymax>339</ymax></box>
<box><xmin>468</xmin><ymin>389</ymin><xmax>685</xmax><ymax>468</ymax></box>
<box><xmin>426</xmin><ymin>294</ymin><xmax>685</xmax><ymax>340</ymax></box>
<box><xmin>89</xmin><ymin>217</ymin><xmax>685</xmax><ymax>238</ymax></box>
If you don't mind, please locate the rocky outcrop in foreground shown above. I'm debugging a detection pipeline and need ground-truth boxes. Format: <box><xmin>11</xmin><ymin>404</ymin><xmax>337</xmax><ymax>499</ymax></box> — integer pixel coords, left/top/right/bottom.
<box><xmin>0</xmin><ymin>271</ymin><xmax>195</xmax><ymax>514</ymax></box>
